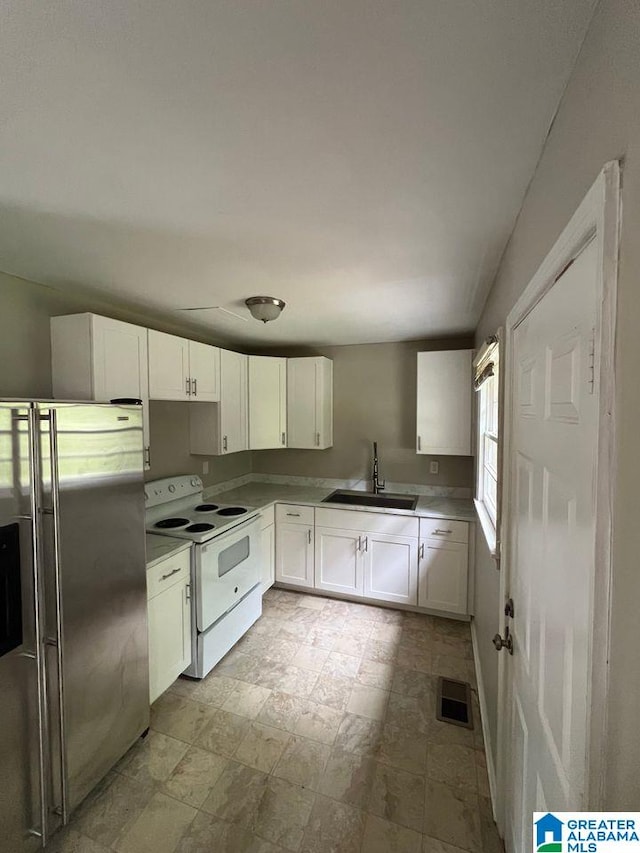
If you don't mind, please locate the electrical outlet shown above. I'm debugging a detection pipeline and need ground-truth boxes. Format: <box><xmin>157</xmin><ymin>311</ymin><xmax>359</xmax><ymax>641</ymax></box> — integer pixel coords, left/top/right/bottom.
<box><xmin>202</xmin><ymin>460</ymin><xmax>209</xmax><ymax>475</ymax></box>
<box><xmin>429</xmin><ymin>460</ymin><xmax>439</xmax><ymax>475</ymax></box>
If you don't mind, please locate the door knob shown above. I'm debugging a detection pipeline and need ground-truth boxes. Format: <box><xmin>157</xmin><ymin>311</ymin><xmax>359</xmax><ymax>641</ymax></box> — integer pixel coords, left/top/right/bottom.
<box><xmin>493</xmin><ymin>627</ymin><xmax>513</xmax><ymax>654</ymax></box>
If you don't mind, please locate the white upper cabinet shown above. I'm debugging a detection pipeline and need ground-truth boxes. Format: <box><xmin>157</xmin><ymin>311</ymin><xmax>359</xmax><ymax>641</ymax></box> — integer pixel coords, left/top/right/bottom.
<box><xmin>148</xmin><ymin>330</ymin><xmax>220</xmax><ymax>402</ymax></box>
<box><xmin>189</xmin><ymin>349</ymin><xmax>248</xmax><ymax>455</ymax></box>
<box><xmin>50</xmin><ymin>313</ymin><xmax>151</xmax><ymax>466</ymax></box>
<box><xmin>248</xmin><ymin>356</ymin><xmax>287</xmax><ymax>450</ymax></box>
<box><xmin>416</xmin><ymin>349</ymin><xmax>473</xmax><ymax>455</ymax></box>
<box><xmin>188</xmin><ymin>340</ymin><xmax>220</xmax><ymax>401</ymax></box>
<box><xmin>287</xmin><ymin>357</ymin><xmax>333</xmax><ymax>450</ymax></box>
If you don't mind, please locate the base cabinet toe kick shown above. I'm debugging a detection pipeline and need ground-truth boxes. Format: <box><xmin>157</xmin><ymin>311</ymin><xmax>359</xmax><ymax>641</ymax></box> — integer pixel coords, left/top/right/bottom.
<box><xmin>273</xmin><ymin>503</ymin><xmax>473</xmax><ymax>618</ymax></box>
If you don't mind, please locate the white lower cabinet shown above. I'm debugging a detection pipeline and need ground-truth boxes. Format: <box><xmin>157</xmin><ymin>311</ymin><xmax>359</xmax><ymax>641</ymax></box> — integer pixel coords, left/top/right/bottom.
<box><xmin>364</xmin><ymin>532</ymin><xmax>418</xmax><ymax>606</ymax></box>
<box><xmin>418</xmin><ymin>524</ymin><xmax>469</xmax><ymax>614</ymax></box>
<box><xmin>147</xmin><ymin>550</ymin><xmax>192</xmax><ymax>703</ymax></box>
<box><xmin>315</xmin><ymin>527</ymin><xmax>363</xmax><ymax>597</ymax></box>
<box><xmin>259</xmin><ymin>506</ymin><xmax>276</xmax><ymax>593</ymax></box>
<box><xmin>275</xmin><ymin>505</ymin><xmax>315</xmax><ymax>588</ymax></box>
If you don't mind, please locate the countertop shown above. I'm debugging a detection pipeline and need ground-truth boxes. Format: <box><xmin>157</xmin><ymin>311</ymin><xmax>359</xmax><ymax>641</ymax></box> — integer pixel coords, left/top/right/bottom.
<box><xmin>206</xmin><ymin>482</ymin><xmax>476</xmax><ymax>523</ymax></box>
<box><xmin>145</xmin><ymin>533</ymin><xmax>192</xmax><ymax>569</ymax></box>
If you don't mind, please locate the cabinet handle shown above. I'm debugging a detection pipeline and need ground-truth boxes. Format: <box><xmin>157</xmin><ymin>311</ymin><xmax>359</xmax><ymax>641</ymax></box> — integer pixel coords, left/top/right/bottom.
<box><xmin>186</xmin><ymin>377</ymin><xmax>191</xmax><ymax>396</ymax></box>
<box><xmin>144</xmin><ymin>446</ymin><xmax>151</xmax><ymax>467</ymax></box>
<box><xmin>223</xmin><ymin>435</ymin><xmax>228</xmax><ymax>452</ymax></box>
<box><xmin>419</xmin><ymin>542</ymin><xmax>425</xmax><ymax>559</ymax></box>
<box><xmin>185</xmin><ymin>584</ymin><xmax>191</xmax><ymax>602</ymax></box>
<box><xmin>363</xmin><ymin>536</ymin><xmax>368</xmax><ymax>552</ymax></box>
<box><xmin>281</xmin><ymin>431</ymin><xmax>286</xmax><ymax>445</ymax></box>
<box><xmin>308</xmin><ymin>529</ymin><xmax>312</xmax><ymax>544</ymax></box>
<box><xmin>161</xmin><ymin>567</ymin><xmax>181</xmax><ymax>582</ymax></box>
<box><xmin>315</xmin><ymin>432</ymin><xmax>320</xmax><ymax>447</ymax></box>
<box><xmin>433</xmin><ymin>528</ymin><xmax>452</xmax><ymax>535</ymax></box>
<box><xmin>286</xmin><ymin>512</ymin><xmax>301</xmax><ymax>517</ymax></box>
<box><xmin>417</xmin><ymin>435</ymin><xmax>421</xmax><ymax>451</ymax></box>
<box><xmin>192</xmin><ymin>378</ymin><xmax>197</xmax><ymax>396</ymax></box>
<box><xmin>357</xmin><ymin>535</ymin><xmax>362</xmax><ymax>552</ymax></box>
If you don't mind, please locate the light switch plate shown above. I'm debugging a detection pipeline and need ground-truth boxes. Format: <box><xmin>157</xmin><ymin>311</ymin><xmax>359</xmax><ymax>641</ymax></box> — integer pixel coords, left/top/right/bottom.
<box><xmin>430</xmin><ymin>461</ymin><xmax>439</xmax><ymax>475</ymax></box>
<box><xmin>202</xmin><ymin>460</ymin><xmax>209</xmax><ymax>475</ymax></box>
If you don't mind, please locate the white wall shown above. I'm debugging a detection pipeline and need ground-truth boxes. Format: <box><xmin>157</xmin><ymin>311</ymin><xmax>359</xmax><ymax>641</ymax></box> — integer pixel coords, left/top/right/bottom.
<box><xmin>474</xmin><ymin>0</ymin><xmax>640</xmax><ymax>807</ymax></box>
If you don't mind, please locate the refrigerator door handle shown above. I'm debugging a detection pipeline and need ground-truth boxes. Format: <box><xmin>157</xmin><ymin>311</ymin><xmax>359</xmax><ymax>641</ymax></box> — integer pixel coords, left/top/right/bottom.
<box><xmin>25</xmin><ymin>408</ymin><xmax>49</xmax><ymax>844</ymax></box>
<box><xmin>43</xmin><ymin>409</ymin><xmax>69</xmax><ymax>825</ymax></box>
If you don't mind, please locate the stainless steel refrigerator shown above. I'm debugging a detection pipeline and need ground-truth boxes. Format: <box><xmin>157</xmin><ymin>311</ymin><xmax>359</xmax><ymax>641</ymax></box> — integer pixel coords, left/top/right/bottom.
<box><xmin>0</xmin><ymin>401</ymin><xmax>149</xmax><ymax>851</ymax></box>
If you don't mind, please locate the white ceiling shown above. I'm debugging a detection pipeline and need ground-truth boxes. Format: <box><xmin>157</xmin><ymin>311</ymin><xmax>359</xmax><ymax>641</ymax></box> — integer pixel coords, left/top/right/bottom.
<box><xmin>0</xmin><ymin>0</ymin><xmax>595</xmax><ymax>346</ymax></box>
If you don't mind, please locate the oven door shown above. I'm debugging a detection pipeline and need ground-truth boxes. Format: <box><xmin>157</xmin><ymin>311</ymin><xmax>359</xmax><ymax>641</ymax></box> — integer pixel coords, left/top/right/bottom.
<box><xmin>195</xmin><ymin>516</ymin><xmax>261</xmax><ymax>631</ymax></box>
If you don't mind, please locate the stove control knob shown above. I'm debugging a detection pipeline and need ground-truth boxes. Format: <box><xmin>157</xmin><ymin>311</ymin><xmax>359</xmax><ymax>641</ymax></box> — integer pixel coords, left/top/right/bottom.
<box><xmin>168</xmin><ymin>484</ymin><xmax>176</xmax><ymax>493</ymax></box>
<box><xmin>144</xmin><ymin>490</ymin><xmax>149</xmax><ymax>501</ymax></box>
<box><xmin>191</xmin><ymin>477</ymin><xmax>198</xmax><ymax>486</ymax></box>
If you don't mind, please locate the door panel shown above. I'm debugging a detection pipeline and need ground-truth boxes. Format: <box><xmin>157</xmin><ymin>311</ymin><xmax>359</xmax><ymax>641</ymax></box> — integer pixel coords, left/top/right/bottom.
<box><xmin>275</xmin><ymin>523</ymin><xmax>314</xmax><ymax>588</ymax></box>
<box><xmin>220</xmin><ymin>350</ymin><xmax>248</xmax><ymax>454</ymax></box>
<box><xmin>0</xmin><ymin>404</ymin><xmax>44</xmax><ymax>852</ymax></box>
<box><xmin>148</xmin><ymin>330</ymin><xmax>189</xmax><ymax>400</ymax></box>
<box><xmin>249</xmin><ymin>356</ymin><xmax>287</xmax><ymax>449</ymax></box>
<box><xmin>42</xmin><ymin>404</ymin><xmax>148</xmax><ymax>812</ymax></box>
<box><xmin>505</xmin><ymin>238</ymin><xmax>599</xmax><ymax>849</ymax></box>
<box><xmin>148</xmin><ymin>580</ymin><xmax>191</xmax><ymax>703</ymax></box>
<box><xmin>189</xmin><ymin>341</ymin><xmax>220</xmax><ymax>401</ymax></box>
<box><xmin>418</xmin><ymin>538</ymin><xmax>468</xmax><ymax>614</ymax></box>
<box><xmin>315</xmin><ymin>527</ymin><xmax>362</xmax><ymax>596</ymax></box>
<box><xmin>364</xmin><ymin>533</ymin><xmax>417</xmax><ymax>605</ymax></box>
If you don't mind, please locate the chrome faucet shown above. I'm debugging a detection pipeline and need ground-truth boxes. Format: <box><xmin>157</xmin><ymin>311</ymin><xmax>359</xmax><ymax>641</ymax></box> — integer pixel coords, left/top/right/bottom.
<box><xmin>372</xmin><ymin>441</ymin><xmax>385</xmax><ymax>494</ymax></box>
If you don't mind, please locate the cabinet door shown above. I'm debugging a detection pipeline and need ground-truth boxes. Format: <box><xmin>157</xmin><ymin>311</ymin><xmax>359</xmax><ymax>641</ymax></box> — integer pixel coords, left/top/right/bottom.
<box><xmin>315</xmin><ymin>526</ymin><xmax>363</xmax><ymax>597</ymax></box>
<box><xmin>287</xmin><ymin>357</ymin><xmax>333</xmax><ymax>449</ymax></box>
<box><xmin>416</xmin><ymin>350</ymin><xmax>472</xmax><ymax>455</ymax></box>
<box><xmin>91</xmin><ymin>316</ymin><xmax>151</xmax><ymax>464</ymax></box>
<box><xmin>275</xmin><ymin>522</ymin><xmax>314</xmax><ymax>588</ymax></box>
<box><xmin>189</xmin><ymin>341</ymin><xmax>220</xmax><ymax>401</ymax></box>
<box><xmin>148</xmin><ymin>330</ymin><xmax>190</xmax><ymax>400</ymax></box>
<box><xmin>248</xmin><ymin>356</ymin><xmax>287</xmax><ymax>449</ymax></box>
<box><xmin>260</xmin><ymin>522</ymin><xmax>275</xmax><ymax>593</ymax></box>
<box><xmin>418</xmin><ymin>538</ymin><xmax>468</xmax><ymax>614</ymax></box>
<box><xmin>220</xmin><ymin>349</ymin><xmax>248</xmax><ymax>454</ymax></box>
<box><xmin>148</xmin><ymin>580</ymin><xmax>191</xmax><ymax>703</ymax></box>
<box><xmin>363</xmin><ymin>532</ymin><xmax>418</xmax><ymax>606</ymax></box>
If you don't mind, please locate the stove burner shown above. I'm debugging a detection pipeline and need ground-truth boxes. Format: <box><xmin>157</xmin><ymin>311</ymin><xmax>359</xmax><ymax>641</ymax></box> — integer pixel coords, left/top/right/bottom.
<box><xmin>185</xmin><ymin>523</ymin><xmax>215</xmax><ymax>533</ymax></box>
<box><xmin>194</xmin><ymin>504</ymin><xmax>219</xmax><ymax>512</ymax></box>
<box><xmin>217</xmin><ymin>507</ymin><xmax>248</xmax><ymax>517</ymax></box>
<box><xmin>155</xmin><ymin>517</ymin><xmax>190</xmax><ymax>529</ymax></box>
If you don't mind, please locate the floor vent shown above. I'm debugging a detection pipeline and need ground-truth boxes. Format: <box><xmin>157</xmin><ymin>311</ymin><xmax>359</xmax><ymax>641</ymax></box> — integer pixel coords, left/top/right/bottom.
<box><xmin>436</xmin><ymin>677</ymin><xmax>473</xmax><ymax>728</ymax></box>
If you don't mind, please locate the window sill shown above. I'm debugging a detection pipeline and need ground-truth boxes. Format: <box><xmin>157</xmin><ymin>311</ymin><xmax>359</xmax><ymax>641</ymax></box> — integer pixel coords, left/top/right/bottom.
<box><xmin>474</xmin><ymin>499</ymin><xmax>499</xmax><ymax>562</ymax></box>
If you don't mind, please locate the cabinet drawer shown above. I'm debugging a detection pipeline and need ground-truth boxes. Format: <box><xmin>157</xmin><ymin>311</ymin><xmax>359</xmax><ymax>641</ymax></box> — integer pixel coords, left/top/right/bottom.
<box><xmin>276</xmin><ymin>504</ymin><xmax>315</xmax><ymax>526</ymax></box>
<box><xmin>419</xmin><ymin>518</ymin><xmax>468</xmax><ymax>544</ymax></box>
<box><xmin>315</xmin><ymin>507</ymin><xmax>419</xmax><ymax>538</ymax></box>
<box><xmin>147</xmin><ymin>550</ymin><xmax>191</xmax><ymax>599</ymax></box>
<box><xmin>259</xmin><ymin>505</ymin><xmax>275</xmax><ymax>529</ymax></box>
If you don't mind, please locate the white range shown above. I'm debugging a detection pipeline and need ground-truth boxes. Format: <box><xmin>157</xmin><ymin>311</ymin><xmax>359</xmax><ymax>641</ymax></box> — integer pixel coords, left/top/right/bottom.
<box><xmin>145</xmin><ymin>475</ymin><xmax>262</xmax><ymax>678</ymax></box>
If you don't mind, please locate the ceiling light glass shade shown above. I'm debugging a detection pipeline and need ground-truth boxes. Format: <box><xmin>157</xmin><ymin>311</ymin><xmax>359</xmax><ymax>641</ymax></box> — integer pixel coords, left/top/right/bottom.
<box><xmin>245</xmin><ymin>296</ymin><xmax>286</xmax><ymax>323</ymax></box>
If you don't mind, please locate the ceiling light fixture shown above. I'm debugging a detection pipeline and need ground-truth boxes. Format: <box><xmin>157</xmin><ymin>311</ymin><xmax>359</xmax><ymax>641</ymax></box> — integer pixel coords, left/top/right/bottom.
<box><xmin>245</xmin><ymin>296</ymin><xmax>286</xmax><ymax>323</ymax></box>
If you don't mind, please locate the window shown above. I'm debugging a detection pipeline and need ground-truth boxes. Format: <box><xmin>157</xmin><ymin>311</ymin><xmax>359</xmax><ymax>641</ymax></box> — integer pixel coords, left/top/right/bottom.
<box><xmin>474</xmin><ymin>335</ymin><xmax>500</xmax><ymax>556</ymax></box>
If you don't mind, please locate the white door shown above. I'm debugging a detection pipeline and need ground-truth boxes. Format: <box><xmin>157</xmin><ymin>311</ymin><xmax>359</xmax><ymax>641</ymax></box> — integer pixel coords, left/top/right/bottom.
<box><xmin>363</xmin><ymin>532</ymin><xmax>418</xmax><ymax>605</ymax></box>
<box><xmin>315</xmin><ymin>526</ymin><xmax>363</xmax><ymax>597</ymax></box>
<box><xmin>418</xmin><ymin>538</ymin><xmax>468</xmax><ymax>614</ymax></box>
<box><xmin>287</xmin><ymin>357</ymin><xmax>316</xmax><ymax>448</ymax></box>
<box><xmin>148</xmin><ymin>579</ymin><xmax>191</xmax><ymax>703</ymax></box>
<box><xmin>148</xmin><ymin>330</ymin><xmax>190</xmax><ymax>400</ymax></box>
<box><xmin>416</xmin><ymin>350</ymin><xmax>472</xmax><ymax>455</ymax></box>
<box><xmin>275</xmin><ymin>522</ymin><xmax>314</xmax><ymax>588</ymax></box>
<box><xmin>504</xmin><ymin>238</ymin><xmax>599</xmax><ymax>851</ymax></box>
<box><xmin>249</xmin><ymin>356</ymin><xmax>287</xmax><ymax>449</ymax></box>
<box><xmin>220</xmin><ymin>349</ymin><xmax>248</xmax><ymax>454</ymax></box>
<box><xmin>92</xmin><ymin>316</ymin><xmax>151</xmax><ymax>462</ymax></box>
<box><xmin>189</xmin><ymin>341</ymin><xmax>220</xmax><ymax>401</ymax></box>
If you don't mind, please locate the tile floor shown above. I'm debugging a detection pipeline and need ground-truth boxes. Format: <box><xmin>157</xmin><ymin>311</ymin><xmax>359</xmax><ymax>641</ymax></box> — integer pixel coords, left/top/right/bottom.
<box><xmin>44</xmin><ymin>589</ymin><xmax>504</xmax><ymax>853</ymax></box>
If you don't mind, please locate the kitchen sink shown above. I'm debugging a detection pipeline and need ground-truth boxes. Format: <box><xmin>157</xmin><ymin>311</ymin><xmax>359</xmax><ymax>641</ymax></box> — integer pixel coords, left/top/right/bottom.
<box><xmin>322</xmin><ymin>490</ymin><xmax>418</xmax><ymax>511</ymax></box>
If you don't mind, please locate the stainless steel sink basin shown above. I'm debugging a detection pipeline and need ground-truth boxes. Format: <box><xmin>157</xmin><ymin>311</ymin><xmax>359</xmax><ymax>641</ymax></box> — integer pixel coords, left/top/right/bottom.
<box><xmin>322</xmin><ymin>490</ymin><xmax>418</xmax><ymax>511</ymax></box>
